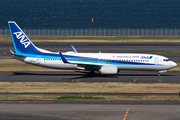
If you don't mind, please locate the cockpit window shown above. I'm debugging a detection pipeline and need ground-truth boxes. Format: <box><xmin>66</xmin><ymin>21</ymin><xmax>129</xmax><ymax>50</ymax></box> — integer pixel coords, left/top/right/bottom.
<box><xmin>163</xmin><ymin>59</ymin><xmax>170</xmax><ymax>62</ymax></box>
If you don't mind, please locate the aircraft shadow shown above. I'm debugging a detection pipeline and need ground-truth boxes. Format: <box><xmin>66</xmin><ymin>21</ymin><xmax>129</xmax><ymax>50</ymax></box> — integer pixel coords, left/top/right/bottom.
<box><xmin>12</xmin><ymin>72</ymin><xmax>81</xmax><ymax>76</ymax></box>
<box><xmin>11</xmin><ymin>72</ymin><xmax>175</xmax><ymax>80</ymax></box>
<box><xmin>118</xmin><ymin>73</ymin><xmax>174</xmax><ymax>76</ymax></box>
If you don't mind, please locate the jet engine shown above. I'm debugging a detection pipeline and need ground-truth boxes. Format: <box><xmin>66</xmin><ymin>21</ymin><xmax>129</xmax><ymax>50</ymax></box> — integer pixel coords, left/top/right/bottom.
<box><xmin>100</xmin><ymin>66</ymin><xmax>118</xmax><ymax>74</ymax></box>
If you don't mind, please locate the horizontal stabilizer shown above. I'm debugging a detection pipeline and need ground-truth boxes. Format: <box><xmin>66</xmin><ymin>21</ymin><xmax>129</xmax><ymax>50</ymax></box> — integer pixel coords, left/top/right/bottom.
<box><xmin>10</xmin><ymin>50</ymin><xmax>26</xmax><ymax>57</ymax></box>
<box><xmin>10</xmin><ymin>50</ymin><xmax>15</xmax><ymax>54</ymax></box>
<box><xmin>13</xmin><ymin>54</ymin><xmax>27</xmax><ymax>57</ymax></box>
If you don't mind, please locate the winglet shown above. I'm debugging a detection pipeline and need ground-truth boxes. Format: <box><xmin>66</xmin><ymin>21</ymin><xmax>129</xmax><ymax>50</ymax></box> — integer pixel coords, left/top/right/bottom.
<box><xmin>59</xmin><ymin>52</ymin><xmax>69</xmax><ymax>63</ymax></box>
<box><xmin>71</xmin><ymin>45</ymin><xmax>77</xmax><ymax>53</ymax></box>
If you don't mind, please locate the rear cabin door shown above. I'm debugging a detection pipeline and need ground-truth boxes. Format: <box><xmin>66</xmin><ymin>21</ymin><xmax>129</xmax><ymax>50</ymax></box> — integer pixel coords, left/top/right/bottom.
<box><xmin>36</xmin><ymin>56</ymin><xmax>41</xmax><ymax>64</ymax></box>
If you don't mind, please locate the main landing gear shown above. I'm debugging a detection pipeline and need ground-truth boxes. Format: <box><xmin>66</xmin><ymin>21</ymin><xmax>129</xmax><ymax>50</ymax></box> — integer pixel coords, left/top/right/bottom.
<box><xmin>87</xmin><ymin>69</ymin><xmax>95</xmax><ymax>77</ymax></box>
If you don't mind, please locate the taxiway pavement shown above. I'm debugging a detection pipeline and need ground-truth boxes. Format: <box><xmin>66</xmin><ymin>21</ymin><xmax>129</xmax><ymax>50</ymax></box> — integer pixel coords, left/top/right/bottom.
<box><xmin>0</xmin><ymin>71</ymin><xmax>180</xmax><ymax>83</ymax></box>
<box><xmin>0</xmin><ymin>103</ymin><xmax>179</xmax><ymax>120</ymax></box>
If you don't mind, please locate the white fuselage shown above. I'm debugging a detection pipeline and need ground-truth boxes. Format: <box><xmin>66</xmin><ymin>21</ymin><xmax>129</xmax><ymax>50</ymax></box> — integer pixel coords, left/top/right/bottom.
<box><xmin>15</xmin><ymin>52</ymin><xmax>177</xmax><ymax>72</ymax></box>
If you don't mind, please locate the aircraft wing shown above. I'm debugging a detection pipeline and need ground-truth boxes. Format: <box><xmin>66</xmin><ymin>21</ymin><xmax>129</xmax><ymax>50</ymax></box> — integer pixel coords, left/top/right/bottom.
<box><xmin>59</xmin><ymin>52</ymin><xmax>69</xmax><ymax>63</ymax></box>
<box><xmin>59</xmin><ymin>52</ymin><xmax>102</xmax><ymax>70</ymax></box>
<box><xmin>71</xmin><ymin>45</ymin><xmax>77</xmax><ymax>53</ymax></box>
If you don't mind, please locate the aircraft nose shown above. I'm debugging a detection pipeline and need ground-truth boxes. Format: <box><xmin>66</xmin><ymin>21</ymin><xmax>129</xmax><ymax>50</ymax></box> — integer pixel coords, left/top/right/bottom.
<box><xmin>171</xmin><ymin>61</ymin><xmax>177</xmax><ymax>67</ymax></box>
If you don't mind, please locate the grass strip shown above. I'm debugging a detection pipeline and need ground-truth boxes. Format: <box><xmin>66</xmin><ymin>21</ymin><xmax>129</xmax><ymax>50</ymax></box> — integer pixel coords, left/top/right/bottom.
<box><xmin>0</xmin><ymin>82</ymin><xmax>180</xmax><ymax>93</ymax></box>
<box><xmin>0</xmin><ymin>95</ymin><xmax>179</xmax><ymax>101</ymax></box>
<box><xmin>0</xmin><ymin>95</ymin><xmax>105</xmax><ymax>100</ymax></box>
<box><xmin>56</xmin><ymin>96</ymin><xmax>105</xmax><ymax>100</ymax></box>
<box><xmin>1</xmin><ymin>36</ymin><xmax>180</xmax><ymax>42</ymax></box>
<box><xmin>140</xmin><ymin>51</ymin><xmax>180</xmax><ymax>54</ymax></box>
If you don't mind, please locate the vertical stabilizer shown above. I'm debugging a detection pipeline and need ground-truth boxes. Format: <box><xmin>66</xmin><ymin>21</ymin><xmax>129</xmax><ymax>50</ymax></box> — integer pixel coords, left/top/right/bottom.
<box><xmin>8</xmin><ymin>21</ymin><xmax>43</xmax><ymax>54</ymax></box>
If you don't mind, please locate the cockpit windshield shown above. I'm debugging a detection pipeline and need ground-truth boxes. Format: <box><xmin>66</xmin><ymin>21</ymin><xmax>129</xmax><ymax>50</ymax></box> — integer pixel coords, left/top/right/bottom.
<box><xmin>163</xmin><ymin>59</ymin><xmax>170</xmax><ymax>62</ymax></box>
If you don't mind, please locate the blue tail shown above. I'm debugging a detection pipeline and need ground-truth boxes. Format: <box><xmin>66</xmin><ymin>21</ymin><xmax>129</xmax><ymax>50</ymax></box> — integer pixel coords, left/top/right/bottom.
<box><xmin>8</xmin><ymin>21</ymin><xmax>42</xmax><ymax>55</ymax></box>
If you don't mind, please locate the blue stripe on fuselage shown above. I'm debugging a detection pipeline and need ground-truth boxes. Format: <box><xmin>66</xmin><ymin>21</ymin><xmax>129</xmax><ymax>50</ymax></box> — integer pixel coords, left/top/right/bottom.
<box><xmin>24</xmin><ymin>53</ymin><xmax>155</xmax><ymax>66</ymax></box>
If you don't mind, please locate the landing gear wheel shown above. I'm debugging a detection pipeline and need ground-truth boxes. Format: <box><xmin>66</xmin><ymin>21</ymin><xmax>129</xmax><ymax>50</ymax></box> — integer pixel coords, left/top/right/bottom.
<box><xmin>158</xmin><ymin>73</ymin><xmax>161</xmax><ymax>77</ymax></box>
<box><xmin>88</xmin><ymin>70</ymin><xmax>95</xmax><ymax>77</ymax></box>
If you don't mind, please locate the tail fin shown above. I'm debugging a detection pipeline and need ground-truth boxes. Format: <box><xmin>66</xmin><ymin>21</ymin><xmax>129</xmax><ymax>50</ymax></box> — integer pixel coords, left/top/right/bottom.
<box><xmin>8</xmin><ymin>21</ymin><xmax>49</xmax><ymax>55</ymax></box>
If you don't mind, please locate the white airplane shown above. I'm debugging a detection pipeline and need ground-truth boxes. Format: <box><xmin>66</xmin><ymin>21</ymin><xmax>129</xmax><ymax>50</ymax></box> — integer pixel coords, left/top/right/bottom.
<box><xmin>8</xmin><ymin>21</ymin><xmax>177</xmax><ymax>76</ymax></box>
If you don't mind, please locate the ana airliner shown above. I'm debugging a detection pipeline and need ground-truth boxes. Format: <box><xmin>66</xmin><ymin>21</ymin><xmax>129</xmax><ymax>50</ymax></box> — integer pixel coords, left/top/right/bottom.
<box><xmin>8</xmin><ymin>21</ymin><xmax>177</xmax><ymax>76</ymax></box>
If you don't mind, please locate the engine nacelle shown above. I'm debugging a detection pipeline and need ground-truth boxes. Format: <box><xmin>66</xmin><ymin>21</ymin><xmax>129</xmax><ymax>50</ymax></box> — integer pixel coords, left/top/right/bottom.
<box><xmin>100</xmin><ymin>66</ymin><xmax>118</xmax><ymax>74</ymax></box>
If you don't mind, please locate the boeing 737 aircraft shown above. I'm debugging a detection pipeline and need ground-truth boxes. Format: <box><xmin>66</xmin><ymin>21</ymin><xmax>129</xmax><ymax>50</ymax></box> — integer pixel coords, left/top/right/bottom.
<box><xmin>8</xmin><ymin>21</ymin><xmax>177</xmax><ymax>76</ymax></box>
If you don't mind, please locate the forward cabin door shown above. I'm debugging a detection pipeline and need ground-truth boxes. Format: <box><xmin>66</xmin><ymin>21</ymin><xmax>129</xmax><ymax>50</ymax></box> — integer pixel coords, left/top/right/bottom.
<box><xmin>154</xmin><ymin>57</ymin><xmax>159</xmax><ymax>65</ymax></box>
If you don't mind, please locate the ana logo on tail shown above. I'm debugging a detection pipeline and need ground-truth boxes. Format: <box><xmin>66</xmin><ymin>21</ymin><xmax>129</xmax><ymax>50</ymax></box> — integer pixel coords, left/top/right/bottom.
<box><xmin>13</xmin><ymin>32</ymin><xmax>30</xmax><ymax>48</ymax></box>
